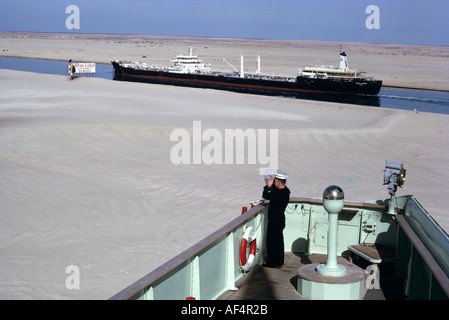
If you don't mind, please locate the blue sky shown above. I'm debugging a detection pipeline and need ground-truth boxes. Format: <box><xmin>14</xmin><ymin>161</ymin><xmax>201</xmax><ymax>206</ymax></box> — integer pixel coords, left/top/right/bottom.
<box><xmin>0</xmin><ymin>0</ymin><xmax>448</xmax><ymax>46</ymax></box>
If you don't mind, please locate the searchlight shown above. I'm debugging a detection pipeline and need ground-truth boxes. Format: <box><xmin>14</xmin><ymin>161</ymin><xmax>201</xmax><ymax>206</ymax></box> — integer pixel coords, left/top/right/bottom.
<box><xmin>383</xmin><ymin>161</ymin><xmax>406</xmax><ymax>215</ymax></box>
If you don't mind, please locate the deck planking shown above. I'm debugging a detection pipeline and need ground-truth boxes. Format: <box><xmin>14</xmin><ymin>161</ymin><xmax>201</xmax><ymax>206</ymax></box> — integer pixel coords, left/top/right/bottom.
<box><xmin>220</xmin><ymin>253</ymin><xmax>355</xmax><ymax>300</ymax></box>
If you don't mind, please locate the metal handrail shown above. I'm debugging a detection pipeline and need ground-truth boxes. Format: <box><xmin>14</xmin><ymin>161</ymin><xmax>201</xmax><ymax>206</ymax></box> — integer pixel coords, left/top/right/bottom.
<box><xmin>109</xmin><ymin>203</ymin><xmax>266</xmax><ymax>300</ymax></box>
<box><xmin>109</xmin><ymin>197</ymin><xmax>387</xmax><ymax>300</ymax></box>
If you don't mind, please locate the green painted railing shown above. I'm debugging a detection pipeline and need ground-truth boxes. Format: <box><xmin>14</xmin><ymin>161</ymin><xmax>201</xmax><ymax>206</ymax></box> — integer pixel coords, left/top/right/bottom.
<box><xmin>110</xmin><ymin>202</ymin><xmax>267</xmax><ymax>300</ymax></box>
<box><xmin>109</xmin><ymin>195</ymin><xmax>449</xmax><ymax>300</ymax></box>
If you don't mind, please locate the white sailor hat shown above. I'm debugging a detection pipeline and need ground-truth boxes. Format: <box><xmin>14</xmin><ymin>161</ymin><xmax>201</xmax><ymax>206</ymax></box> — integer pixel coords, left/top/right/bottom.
<box><xmin>274</xmin><ymin>170</ymin><xmax>288</xmax><ymax>180</ymax></box>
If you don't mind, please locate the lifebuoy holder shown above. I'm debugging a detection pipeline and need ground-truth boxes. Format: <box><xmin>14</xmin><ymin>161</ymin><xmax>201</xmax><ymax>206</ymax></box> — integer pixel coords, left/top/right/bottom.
<box><xmin>240</xmin><ymin>226</ymin><xmax>257</xmax><ymax>272</ymax></box>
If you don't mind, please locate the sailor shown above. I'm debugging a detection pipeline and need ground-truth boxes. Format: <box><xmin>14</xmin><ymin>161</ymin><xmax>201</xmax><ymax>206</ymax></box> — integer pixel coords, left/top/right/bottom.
<box><xmin>262</xmin><ymin>170</ymin><xmax>290</xmax><ymax>268</ymax></box>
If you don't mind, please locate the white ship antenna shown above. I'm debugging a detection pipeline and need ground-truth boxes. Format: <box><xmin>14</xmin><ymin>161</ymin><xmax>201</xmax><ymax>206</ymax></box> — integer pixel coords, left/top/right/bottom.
<box><xmin>240</xmin><ymin>53</ymin><xmax>244</xmax><ymax>78</ymax></box>
<box><xmin>256</xmin><ymin>54</ymin><xmax>261</xmax><ymax>74</ymax></box>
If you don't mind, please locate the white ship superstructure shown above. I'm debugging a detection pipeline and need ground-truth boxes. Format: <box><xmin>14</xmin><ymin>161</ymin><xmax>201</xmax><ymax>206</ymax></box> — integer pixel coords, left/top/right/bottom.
<box><xmin>299</xmin><ymin>52</ymin><xmax>366</xmax><ymax>79</ymax></box>
<box><xmin>168</xmin><ymin>47</ymin><xmax>211</xmax><ymax>73</ymax></box>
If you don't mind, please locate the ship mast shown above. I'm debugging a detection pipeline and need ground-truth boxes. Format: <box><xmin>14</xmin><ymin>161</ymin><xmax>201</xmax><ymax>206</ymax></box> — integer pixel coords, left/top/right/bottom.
<box><xmin>221</xmin><ymin>52</ymin><xmax>261</xmax><ymax>77</ymax></box>
<box><xmin>222</xmin><ymin>53</ymin><xmax>246</xmax><ymax>77</ymax></box>
<box><xmin>240</xmin><ymin>53</ymin><xmax>244</xmax><ymax>78</ymax></box>
<box><xmin>256</xmin><ymin>54</ymin><xmax>261</xmax><ymax>75</ymax></box>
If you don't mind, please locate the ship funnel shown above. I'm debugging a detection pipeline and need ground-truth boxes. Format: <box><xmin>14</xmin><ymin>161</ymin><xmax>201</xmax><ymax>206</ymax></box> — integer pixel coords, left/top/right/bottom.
<box><xmin>339</xmin><ymin>52</ymin><xmax>349</xmax><ymax>71</ymax></box>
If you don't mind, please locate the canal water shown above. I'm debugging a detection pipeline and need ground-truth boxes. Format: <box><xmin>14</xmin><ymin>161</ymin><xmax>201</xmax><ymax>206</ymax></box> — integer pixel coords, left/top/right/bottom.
<box><xmin>0</xmin><ymin>57</ymin><xmax>113</xmax><ymax>81</ymax></box>
<box><xmin>1</xmin><ymin>56</ymin><xmax>448</xmax><ymax>115</ymax></box>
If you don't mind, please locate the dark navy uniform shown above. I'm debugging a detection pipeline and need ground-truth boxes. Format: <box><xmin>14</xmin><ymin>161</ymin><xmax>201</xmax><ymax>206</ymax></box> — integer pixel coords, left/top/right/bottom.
<box><xmin>262</xmin><ymin>184</ymin><xmax>290</xmax><ymax>267</ymax></box>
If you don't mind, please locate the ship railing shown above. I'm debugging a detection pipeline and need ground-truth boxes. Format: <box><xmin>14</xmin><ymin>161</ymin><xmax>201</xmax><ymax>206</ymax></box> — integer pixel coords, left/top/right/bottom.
<box><xmin>109</xmin><ymin>195</ymin><xmax>449</xmax><ymax>300</ymax></box>
<box><xmin>109</xmin><ymin>201</ymin><xmax>268</xmax><ymax>300</ymax></box>
<box><xmin>396</xmin><ymin>195</ymin><xmax>449</xmax><ymax>298</ymax></box>
<box><xmin>109</xmin><ymin>197</ymin><xmax>390</xmax><ymax>300</ymax></box>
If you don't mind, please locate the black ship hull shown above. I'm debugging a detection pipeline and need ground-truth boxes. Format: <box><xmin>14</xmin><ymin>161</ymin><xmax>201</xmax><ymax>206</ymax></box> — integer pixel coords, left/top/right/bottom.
<box><xmin>111</xmin><ymin>61</ymin><xmax>382</xmax><ymax>105</ymax></box>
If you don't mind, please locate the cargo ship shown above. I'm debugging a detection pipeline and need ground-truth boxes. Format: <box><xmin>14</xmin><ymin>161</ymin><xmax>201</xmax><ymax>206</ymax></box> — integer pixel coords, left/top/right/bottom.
<box><xmin>111</xmin><ymin>47</ymin><xmax>382</xmax><ymax>98</ymax></box>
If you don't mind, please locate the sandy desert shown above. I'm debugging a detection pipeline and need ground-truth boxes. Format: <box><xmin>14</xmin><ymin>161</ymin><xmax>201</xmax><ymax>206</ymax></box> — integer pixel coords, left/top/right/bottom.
<box><xmin>0</xmin><ymin>33</ymin><xmax>448</xmax><ymax>299</ymax></box>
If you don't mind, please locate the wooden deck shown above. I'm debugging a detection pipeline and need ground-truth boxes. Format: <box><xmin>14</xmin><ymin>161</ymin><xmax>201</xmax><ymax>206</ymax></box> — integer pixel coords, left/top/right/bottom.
<box><xmin>219</xmin><ymin>253</ymin><xmax>357</xmax><ymax>300</ymax></box>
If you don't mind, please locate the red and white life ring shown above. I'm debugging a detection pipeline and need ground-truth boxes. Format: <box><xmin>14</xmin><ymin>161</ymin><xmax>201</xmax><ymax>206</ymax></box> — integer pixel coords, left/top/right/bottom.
<box><xmin>240</xmin><ymin>226</ymin><xmax>257</xmax><ymax>272</ymax></box>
